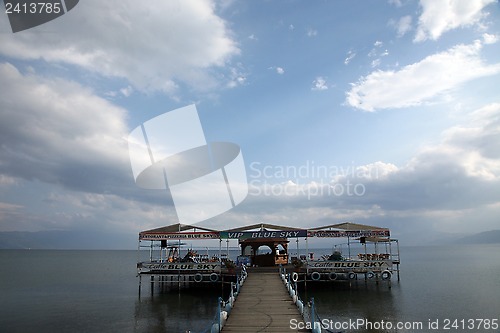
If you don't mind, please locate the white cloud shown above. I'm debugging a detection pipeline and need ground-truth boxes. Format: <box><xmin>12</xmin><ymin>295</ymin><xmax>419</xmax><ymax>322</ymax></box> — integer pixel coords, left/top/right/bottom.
<box><xmin>388</xmin><ymin>103</ymin><xmax>500</xmax><ymax>193</ymax></box>
<box><xmin>414</xmin><ymin>0</ymin><xmax>496</xmax><ymax>42</ymax></box>
<box><xmin>0</xmin><ymin>62</ymin><xmax>131</xmax><ymax>192</ymax></box>
<box><xmin>368</xmin><ymin>41</ymin><xmax>384</xmax><ymax>57</ymax></box>
<box><xmin>331</xmin><ymin>161</ymin><xmax>399</xmax><ymax>183</ymax></box>
<box><xmin>120</xmin><ymin>86</ymin><xmax>133</xmax><ymax>97</ymax></box>
<box><xmin>483</xmin><ymin>33</ymin><xmax>498</xmax><ymax>44</ymax></box>
<box><xmin>0</xmin><ymin>202</ymin><xmax>22</xmax><ymax>214</ymax></box>
<box><xmin>267</xmin><ymin>66</ymin><xmax>285</xmax><ymax>74</ymax></box>
<box><xmin>0</xmin><ymin>0</ymin><xmax>239</xmax><ymax>95</ymax></box>
<box><xmin>226</xmin><ymin>64</ymin><xmax>247</xmax><ymax>88</ymax></box>
<box><xmin>307</xmin><ymin>28</ymin><xmax>318</xmax><ymax>37</ymax></box>
<box><xmin>0</xmin><ymin>183</ymin><xmax>177</xmax><ymax>233</ymax></box>
<box><xmin>0</xmin><ymin>175</ymin><xmax>17</xmax><ymax>186</ymax></box>
<box><xmin>441</xmin><ymin>103</ymin><xmax>500</xmax><ymax>168</ymax></box>
<box><xmin>46</xmin><ymin>190</ymin><xmax>176</xmax><ymax>233</ymax></box>
<box><xmin>396</xmin><ymin>15</ymin><xmax>412</xmax><ymax>37</ymax></box>
<box><xmin>346</xmin><ymin>40</ymin><xmax>500</xmax><ymax>111</ymax></box>
<box><xmin>371</xmin><ymin>59</ymin><xmax>381</xmax><ymax>68</ymax></box>
<box><xmin>217</xmin><ymin>0</ymin><xmax>236</xmax><ymax>12</ymax></box>
<box><xmin>367</xmin><ymin>40</ymin><xmax>389</xmax><ymax>68</ymax></box>
<box><xmin>469</xmin><ymin>102</ymin><xmax>500</xmax><ymax>125</ymax></box>
<box><xmin>227</xmin><ymin>75</ymin><xmax>246</xmax><ymax>88</ymax></box>
<box><xmin>0</xmin><ymin>202</ymin><xmax>25</xmax><ymax>231</ymax></box>
<box><xmin>388</xmin><ymin>0</ymin><xmax>403</xmax><ymax>7</ymax></box>
<box><xmin>311</xmin><ymin>77</ymin><xmax>328</xmax><ymax>91</ymax></box>
<box><xmin>344</xmin><ymin>50</ymin><xmax>356</xmax><ymax>65</ymax></box>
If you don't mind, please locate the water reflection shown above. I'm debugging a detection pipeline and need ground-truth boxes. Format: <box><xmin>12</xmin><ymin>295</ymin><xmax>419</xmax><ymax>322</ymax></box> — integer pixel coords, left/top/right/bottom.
<box><xmin>134</xmin><ymin>284</ymin><xmax>224</xmax><ymax>333</ymax></box>
<box><xmin>301</xmin><ymin>281</ymin><xmax>402</xmax><ymax>332</ymax></box>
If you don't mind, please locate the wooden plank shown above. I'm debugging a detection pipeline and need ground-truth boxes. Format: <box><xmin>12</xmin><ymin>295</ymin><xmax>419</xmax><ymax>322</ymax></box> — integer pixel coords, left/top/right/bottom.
<box><xmin>222</xmin><ymin>272</ymin><xmax>310</xmax><ymax>332</ymax></box>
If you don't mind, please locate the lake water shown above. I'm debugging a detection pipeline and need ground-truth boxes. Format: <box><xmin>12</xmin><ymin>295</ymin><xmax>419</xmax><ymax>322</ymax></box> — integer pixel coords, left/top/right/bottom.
<box><xmin>301</xmin><ymin>244</ymin><xmax>500</xmax><ymax>332</ymax></box>
<box><xmin>0</xmin><ymin>244</ymin><xmax>499</xmax><ymax>332</ymax></box>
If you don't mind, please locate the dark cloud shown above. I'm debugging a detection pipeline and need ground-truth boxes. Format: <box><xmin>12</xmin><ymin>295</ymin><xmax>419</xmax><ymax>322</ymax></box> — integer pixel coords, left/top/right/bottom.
<box><xmin>210</xmin><ymin>104</ymin><xmax>500</xmax><ymax>240</ymax></box>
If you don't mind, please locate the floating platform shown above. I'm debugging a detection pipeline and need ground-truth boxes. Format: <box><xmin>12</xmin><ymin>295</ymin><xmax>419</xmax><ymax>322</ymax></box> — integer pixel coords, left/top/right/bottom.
<box><xmin>136</xmin><ymin>221</ymin><xmax>401</xmax><ymax>291</ymax></box>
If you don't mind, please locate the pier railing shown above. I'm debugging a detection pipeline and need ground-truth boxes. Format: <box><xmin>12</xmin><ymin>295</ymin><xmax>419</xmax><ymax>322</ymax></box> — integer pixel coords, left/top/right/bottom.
<box><xmin>280</xmin><ymin>266</ymin><xmax>321</xmax><ymax>333</ymax></box>
<box><xmin>280</xmin><ymin>266</ymin><xmax>344</xmax><ymax>333</ymax></box>
<box><xmin>198</xmin><ymin>266</ymin><xmax>247</xmax><ymax>333</ymax></box>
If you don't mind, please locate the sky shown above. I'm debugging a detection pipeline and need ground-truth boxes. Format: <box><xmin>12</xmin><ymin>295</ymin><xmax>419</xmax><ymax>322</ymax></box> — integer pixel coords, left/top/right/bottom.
<box><xmin>0</xmin><ymin>0</ymin><xmax>499</xmax><ymax>248</ymax></box>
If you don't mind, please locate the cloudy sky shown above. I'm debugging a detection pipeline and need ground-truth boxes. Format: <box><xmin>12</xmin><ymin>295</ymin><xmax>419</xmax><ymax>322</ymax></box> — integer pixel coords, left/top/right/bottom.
<box><xmin>0</xmin><ymin>0</ymin><xmax>499</xmax><ymax>247</ymax></box>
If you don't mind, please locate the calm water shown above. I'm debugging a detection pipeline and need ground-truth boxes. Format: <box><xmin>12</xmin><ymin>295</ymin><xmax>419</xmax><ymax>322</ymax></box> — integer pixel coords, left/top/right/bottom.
<box><xmin>0</xmin><ymin>245</ymin><xmax>499</xmax><ymax>332</ymax></box>
<box><xmin>302</xmin><ymin>244</ymin><xmax>500</xmax><ymax>332</ymax></box>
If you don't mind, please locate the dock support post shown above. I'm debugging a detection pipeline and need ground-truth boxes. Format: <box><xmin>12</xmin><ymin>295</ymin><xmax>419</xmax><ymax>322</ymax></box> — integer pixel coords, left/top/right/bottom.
<box><xmin>311</xmin><ymin>297</ymin><xmax>315</xmax><ymax>330</ymax></box>
<box><xmin>218</xmin><ymin>296</ymin><xmax>222</xmax><ymax>332</ymax></box>
<box><xmin>138</xmin><ymin>274</ymin><xmax>142</xmax><ymax>298</ymax></box>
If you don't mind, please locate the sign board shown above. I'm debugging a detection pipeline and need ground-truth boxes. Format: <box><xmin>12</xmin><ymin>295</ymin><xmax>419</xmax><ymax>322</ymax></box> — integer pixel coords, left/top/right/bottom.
<box><xmin>308</xmin><ymin>230</ymin><xmax>390</xmax><ymax>238</ymax></box>
<box><xmin>138</xmin><ymin>262</ymin><xmax>221</xmax><ymax>273</ymax></box>
<box><xmin>139</xmin><ymin>232</ymin><xmax>220</xmax><ymax>240</ymax></box>
<box><xmin>307</xmin><ymin>260</ymin><xmax>392</xmax><ymax>272</ymax></box>
<box><xmin>219</xmin><ymin>230</ymin><xmax>307</xmax><ymax>239</ymax></box>
<box><xmin>138</xmin><ymin>229</ymin><xmax>390</xmax><ymax>240</ymax></box>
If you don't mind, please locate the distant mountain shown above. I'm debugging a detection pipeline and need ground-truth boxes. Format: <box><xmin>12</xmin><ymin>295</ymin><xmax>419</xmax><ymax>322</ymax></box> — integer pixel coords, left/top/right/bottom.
<box><xmin>459</xmin><ymin>230</ymin><xmax>500</xmax><ymax>244</ymax></box>
<box><xmin>0</xmin><ymin>230</ymin><xmax>137</xmax><ymax>250</ymax></box>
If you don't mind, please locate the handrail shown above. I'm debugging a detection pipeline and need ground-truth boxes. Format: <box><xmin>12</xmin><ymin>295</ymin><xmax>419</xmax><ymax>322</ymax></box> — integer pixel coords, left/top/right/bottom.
<box><xmin>280</xmin><ymin>266</ymin><xmax>343</xmax><ymax>333</ymax></box>
<box><xmin>198</xmin><ymin>265</ymin><xmax>247</xmax><ymax>333</ymax></box>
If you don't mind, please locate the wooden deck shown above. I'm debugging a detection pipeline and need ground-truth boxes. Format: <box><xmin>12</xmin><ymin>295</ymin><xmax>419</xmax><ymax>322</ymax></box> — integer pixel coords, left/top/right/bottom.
<box><xmin>222</xmin><ymin>272</ymin><xmax>310</xmax><ymax>332</ymax></box>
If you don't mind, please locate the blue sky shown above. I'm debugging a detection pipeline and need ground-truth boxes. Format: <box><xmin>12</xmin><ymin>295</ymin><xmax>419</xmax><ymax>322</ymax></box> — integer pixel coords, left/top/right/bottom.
<box><xmin>0</xmin><ymin>0</ymin><xmax>499</xmax><ymax>247</ymax></box>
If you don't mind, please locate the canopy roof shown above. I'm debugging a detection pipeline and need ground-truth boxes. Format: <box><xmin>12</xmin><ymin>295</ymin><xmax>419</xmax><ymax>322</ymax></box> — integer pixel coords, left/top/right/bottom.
<box><xmin>223</xmin><ymin>223</ymin><xmax>303</xmax><ymax>232</ymax></box>
<box><xmin>138</xmin><ymin>222</ymin><xmax>390</xmax><ymax>240</ymax></box>
<box><xmin>309</xmin><ymin>222</ymin><xmax>389</xmax><ymax>231</ymax></box>
<box><xmin>362</xmin><ymin>237</ymin><xmax>392</xmax><ymax>243</ymax></box>
<box><xmin>140</xmin><ymin>223</ymin><xmax>217</xmax><ymax>234</ymax></box>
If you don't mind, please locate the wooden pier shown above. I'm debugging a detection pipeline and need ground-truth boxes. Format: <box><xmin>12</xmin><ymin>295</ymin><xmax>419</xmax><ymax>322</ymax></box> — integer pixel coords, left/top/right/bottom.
<box><xmin>222</xmin><ymin>271</ymin><xmax>310</xmax><ymax>332</ymax></box>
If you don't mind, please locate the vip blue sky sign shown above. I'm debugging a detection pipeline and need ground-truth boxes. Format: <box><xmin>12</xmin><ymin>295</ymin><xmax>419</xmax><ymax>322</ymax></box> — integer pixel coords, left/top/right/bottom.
<box><xmin>0</xmin><ymin>1</ymin><xmax>499</xmax><ymax>248</ymax></box>
<box><xmin>220</xmin><ymin>230</ymin><xmax>308</xmax><ymax>239</ymax></box>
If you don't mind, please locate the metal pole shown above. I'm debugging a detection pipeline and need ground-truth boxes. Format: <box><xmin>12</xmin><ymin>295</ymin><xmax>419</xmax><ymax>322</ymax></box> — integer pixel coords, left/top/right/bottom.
<box><xmin>347</xmin><ymin>236</ymin><xmax>351</xmax><ymax>259</ymax></box>
<box><xmin>311</xmin><ymin>297</ymin><xmax>315</xmax><ymax>331</ymax></box>
<box><xmin>305</xmin><ymin>237</ymin><xmax>309</xmax><ymax>288</ymax></box>
<box><xmin>137</xmin><ymin>238</ymin><xmax>141</xmax><ymax>264</ymax></box>
<box><xmin>218</xmin><ymin>296</ymin><xmax>222</xmax><ymax>332</ymax></box>
<box><xmin>396</xmin><ymin>239</ymin><xmax>400</xmax><ymax>281</ymax></box>
<box><xmin>219</xmin><ymin>239</ymin><xmax>222</xmax><ymax>261</ymax></box>
<box><xmin>296</xmin><ymin>238</ymin><xmax>299</xmax><ymax>260</ymax></box>
<box><xmin>306</xmin><ymin>237</ymin><xmax>309</xmax><ymax>260</ymax></box>
<box><xmin>138</xmin><ymin>274</ymin><xmax>142</xmax><ymax>298</ymax></box>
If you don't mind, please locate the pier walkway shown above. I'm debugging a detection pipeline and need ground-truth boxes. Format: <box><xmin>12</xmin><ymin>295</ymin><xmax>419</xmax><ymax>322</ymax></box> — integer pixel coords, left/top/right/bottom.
<box><xmin>222</xmin><ymin>272</ymin><xmax>310</xmax><ymax>332</ymax></box>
